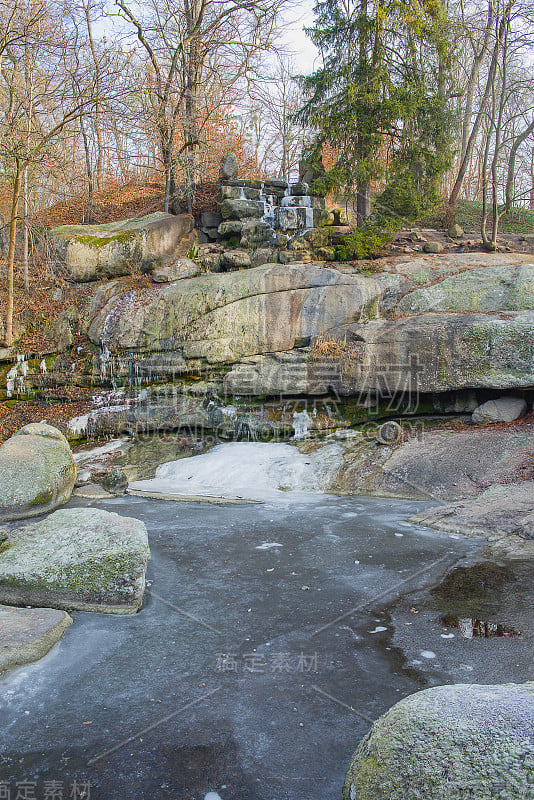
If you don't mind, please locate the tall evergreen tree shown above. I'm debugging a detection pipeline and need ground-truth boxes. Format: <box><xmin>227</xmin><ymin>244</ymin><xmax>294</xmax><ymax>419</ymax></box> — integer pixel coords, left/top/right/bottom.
<box><xmin>298</xmin><ymin>0</ymin><xmax>454</xmax><ymax>226</ymax></box>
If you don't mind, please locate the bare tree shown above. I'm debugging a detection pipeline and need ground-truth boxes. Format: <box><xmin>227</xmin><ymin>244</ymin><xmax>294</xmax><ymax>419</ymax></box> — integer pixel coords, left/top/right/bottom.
<box><xmin>116</xmin><ymin>0</ymin><xmax>288</xmax><ymax>213</ymax></box>
<box><xmin>0</xmin><ymin>0</ymin><xmax>100</xmax><ymax>344</ymax></box>
<box><xmin>246</xmin><ymin>55</ymin><xmax>307</xmax><ymax>181</ymax></box>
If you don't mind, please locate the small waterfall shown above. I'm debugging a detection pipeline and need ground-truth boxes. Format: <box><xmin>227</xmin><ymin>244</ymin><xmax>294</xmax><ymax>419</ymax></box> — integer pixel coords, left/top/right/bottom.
<box><xmin>259</xmin><ymin>182</ymin><xmax>276</xmax><ymax>228</ymax></box>
<box><xmin>292</xmin><ymin>410</ymin><xmax>312</xmax><ymax>439</ymax></box>
<box><xmin>5</xmin><ymin>356</ymin><xmax>29</xmax><ymax>398</ymax></box>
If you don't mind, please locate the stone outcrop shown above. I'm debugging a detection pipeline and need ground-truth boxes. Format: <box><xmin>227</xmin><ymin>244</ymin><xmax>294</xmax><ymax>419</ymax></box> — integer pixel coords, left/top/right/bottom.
<box><xmin>214</xmin><ymin>156</ymin><xmax>349</xmax><ymax>265</ymax></box>
<box><xmin>336</xmin><ymin>423</ymin><xmax>534</xmax><ymax>502</ymax></box>
<box><xmin>8</xmin><ymin>251</ymin><xmax>532</xmax><ymax>446</ymax></box>
<box><xmin>342</xmin><ymin>682</ymin><xmax>534</xmax><ymax>800</ymax></box>
<box><xmin>0</xmin><ymin>604</ymin><xmax>72</xmax><ymax>672</ymax></box>
<box><xmin>0</xmin><ymin>424</ymin><xmax>76</xmax><ymax>522</ymax></box>
<box><xmin>411</xmin><ymin>481</ymin><xmax>534</xmax><ymax>542</ymax></box>
<box><xmin>52</xmin><ymin>213</ymin><xmax>197</xmax><ymax>282</ymax></box>
<box><xmin>88</xmin><ymin>263</ymin><xmax>383</xmax><ymax>362</ymax></box>
<box><xmin>0</xmin><ymin>508</ymin><xmax>150</xmax><ymax>614</ymax></box>
<box><xmin>332</xmin><ymin>311</ymin><xmax>534</xmax><ymax>393</ymax></box>
<box><xmin>394</xmin><ymin>263</ymin><xmax>534</xmax><ymax>314</ymax></box>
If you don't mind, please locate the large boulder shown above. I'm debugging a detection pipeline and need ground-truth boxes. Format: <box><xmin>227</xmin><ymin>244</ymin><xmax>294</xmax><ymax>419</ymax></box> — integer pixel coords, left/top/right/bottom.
<box><xmin>0</xmin><ymin>604</ymin><xmax>72</xmax><ymax>672</ymax></box>
<box><xmin>0</xmin><ymin>508</ymin><xmax>150</xmax><ymax>614</ymax></box>
<box><xmin>0</xmin><ymin>424</ymin><xmax>76</xmax><ymax>522</ymax></box>
<box><xmin>342</xmin><ymin>682</ymin><xmax>534</xmax><ymax>800</ymax></box>
<box><xmin>87</xmin><ymin>263</ymin><xmax>383</xmax><ymax>363</ymax></box>
<box><xmin>52</xmin><ymin>213</ymin><xmax>197</xmax><ymax>282</ymax></box>
<box><xmin>472</xmin><ymin>396</ymin><xmax>527</xmax><ymax>424</ymax></box>
<box><xmin>411</xmin><ymin>481</ymin><xmax>534</xmax><ymax>542</ymax></box>
<box><xmin>336</xmin><ymin>422</ymin><xmax>534</xmax><ymax>501</ymax></box>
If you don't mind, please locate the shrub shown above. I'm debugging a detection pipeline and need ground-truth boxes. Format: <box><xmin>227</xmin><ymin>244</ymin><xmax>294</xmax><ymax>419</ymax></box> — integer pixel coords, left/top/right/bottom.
<box><xmin>333</xmin><ymin>223</ymin><xmax>394</xmax><ymax>261</ymax></box>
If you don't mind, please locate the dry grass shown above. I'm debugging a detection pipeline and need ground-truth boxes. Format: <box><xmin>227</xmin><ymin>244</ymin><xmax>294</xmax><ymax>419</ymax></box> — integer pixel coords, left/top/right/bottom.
<box><xmin>310</xmin><ymin>334</ymin><xmax>364</xmax><ymax>369</ymax></box>
<box><xmin>32</xmin><ymin>179</ymin><xmax>219</xmax><ymax>229</ymax></box>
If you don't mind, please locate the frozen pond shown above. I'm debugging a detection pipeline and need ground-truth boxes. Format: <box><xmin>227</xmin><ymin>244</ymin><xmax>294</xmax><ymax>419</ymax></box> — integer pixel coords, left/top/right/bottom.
<box><xmin>0</xmin><ymin>488</ymin><xmax>496</xmax><ymax>799</ymax></box>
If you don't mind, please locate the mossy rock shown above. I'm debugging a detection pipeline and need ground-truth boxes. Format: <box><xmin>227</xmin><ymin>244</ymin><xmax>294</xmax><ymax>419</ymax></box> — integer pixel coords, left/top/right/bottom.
<box><xmin>0</xmin><ymin>508</ymin><xmax>150</xmax><ymax>614</ymax></box>
<box><xmin>0</xmin><ymin>424</ymin><xmax>76</xmax><ymax>523</ymax></box>
<box><xmin>343</xmin><ymin>682</ymin><xmax>534</xmax><ymax>800</ymax></box>
<box><xmin>52</xmin><ymin>213</ymin><xmax>196</xmax><ymax>282</ymax></box>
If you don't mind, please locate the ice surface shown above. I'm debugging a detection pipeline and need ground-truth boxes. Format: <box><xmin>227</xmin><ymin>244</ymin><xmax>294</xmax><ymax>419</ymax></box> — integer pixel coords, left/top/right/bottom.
<box><xmin>130</xmin><ymin>441</ymin><xmax>343</xmax><ymax>502</ymax></box>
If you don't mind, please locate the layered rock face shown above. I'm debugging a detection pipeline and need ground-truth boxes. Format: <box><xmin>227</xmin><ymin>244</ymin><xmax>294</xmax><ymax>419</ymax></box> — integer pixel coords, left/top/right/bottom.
<box><xmin>0</xmin><ymin>424</ymin><xmax>76</xmax><ymax>522</ymax></box>
<box><xmin>88</xmin><ymin>262</ymin><xmax>382</xmax><ymax>360</ymax></box>
<box><xmin>52</xmin><ymin>213</ymin><xmax>197</xmax><ymax>281</ymax></box>
<box><xmin>85</xmin><ymin>254</ymin><xmax>534</xmax><ymax>395</ymax></box>
<box><xmin>342</xmin><ymin>682</ymin><xmax>534</xmax><ymax>800</ymax></box>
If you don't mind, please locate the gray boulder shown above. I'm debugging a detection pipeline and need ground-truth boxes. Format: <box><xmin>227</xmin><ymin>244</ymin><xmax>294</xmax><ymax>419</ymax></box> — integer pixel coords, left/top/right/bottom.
<box><xmin>0</xmin><ymin>604</ymin><xmax>72</xmax><ymax>672</ymax></box>
<box><xmin>411</xmin><ymin>481</ymin><xmax>534</xmax><ymax>542</ymax></box>
<box><xmin>343</xmin><ymin>682</ymin><xmax>534</xmax><ymax>800</ymax></box>
<box><xmin>472</xmin><ymin>396</ymin><xmax>527</xmax><ymax>424</ymax></box>
<box><xmin>101</xmin><ymin>467</ymin><xmax>128</xmax><ymax>495</ymax></box>
<box><xmin>423</xmin><ymin>241</ymin><xmax>444</xmax><ymax>253</ymax></box>
<box><xmin>240</xmin><ymin>220</ymin><xmax>274</xmax><ymax>248</ymax></box>
<box><xmin>0</xmin><ymin>508</ymin><xmax>150</xmax><ymax>614</ymax></box>
<box><xmin>218</xmin><ymin>220</ymin><xmax>244</xmax><ymax>237</ymax></box>
<box><xmin>52</xmin><ymin>213</ymin><xmax>197</xmax><ymax>282</ymax></box>
<box><xmin>220</xmin><ymin>249</ymin><xmax>252</xmax><ymax>270</ymax></box>
<box><xmin>0</xmin><ymin>424</ymin><xmax>76</xmax><ymax>522</ymax></box>
<box><xmin>200</xmin><ymin>211</ymin><xmax>222</xmax><ymax>229</ymax></box>
<box><xmin>219</xmin><ymin>152</ymin><xmax>238</xmax><ymax>181</ymax></box>
<box><xmin>448</xmin><ymin>222</ymin><xmax>464</xmax><ymax>238</ymax></box>
<box><xmin>152</xmin><ymin>257</ymin><xmax>200</xmax><ymax>283</ymax></box>
<box><xmin>394</xmin><ymin>264</ymin><xmax>534</xmax><ymax>315</ymax></box>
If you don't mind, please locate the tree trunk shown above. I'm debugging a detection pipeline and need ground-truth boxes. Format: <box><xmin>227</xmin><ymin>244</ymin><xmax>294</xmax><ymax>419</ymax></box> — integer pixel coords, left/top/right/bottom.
<box><xmin>356</xmin><ymin>182</ymin><xmax>371</xmax><ymax>227</ymax></box>
<box><xmin>449</xmin><ymin>10</ymin><xmax>505</xmax><ymax>212</ymax></box>
<box><xmin>81</xmin><ymin>120</ymin><xmax>94</xmax><ymax>223</ymax></box>
<box><xmin>6</xmin><ymin>162</ymin><xmax>22</xmax><ymax>346</ymax></box>
<box><xmin>505</xmin><ymin>120</ymin><xmax>534</xmax><ymax>212</ymax></box>
<box><xmin>22</xmin><ymin>166</ymin><xmax>29</xmax><ymax>292</ymax></box>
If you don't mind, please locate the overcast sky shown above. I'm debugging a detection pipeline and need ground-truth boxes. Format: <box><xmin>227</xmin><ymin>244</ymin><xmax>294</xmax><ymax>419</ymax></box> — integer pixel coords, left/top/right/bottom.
<box><xmin>282</xmin><ymin>0</ymin><xmax>320</xmax><ymax>73</ymax></box>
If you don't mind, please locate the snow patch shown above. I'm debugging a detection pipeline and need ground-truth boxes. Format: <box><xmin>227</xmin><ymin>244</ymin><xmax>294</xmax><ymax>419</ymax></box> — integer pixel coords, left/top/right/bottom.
<box><xmin>130</xmin><ymin>441</ymin><xmax>343</xmax><ymax>502</ymax></box>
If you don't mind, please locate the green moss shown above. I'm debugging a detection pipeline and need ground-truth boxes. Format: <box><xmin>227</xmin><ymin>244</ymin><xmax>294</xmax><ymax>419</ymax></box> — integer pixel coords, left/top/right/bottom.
<box><xmin>30</xmin><ymin>489</ymin><xmax>53</xmax><ymax>507</ymax></box>
<box><xmin>74</xmin><ymin>231</ymin><xmax>136</xmax><ymax>249</ymax></box>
